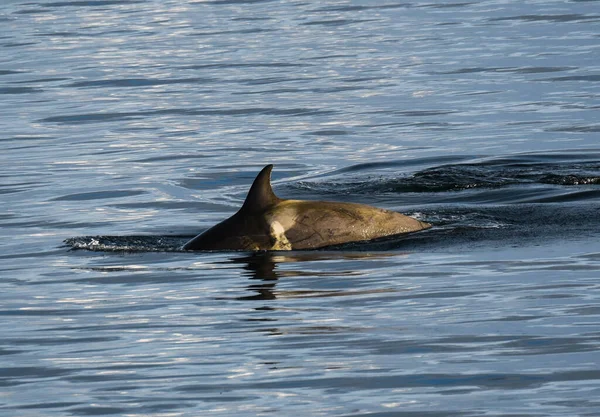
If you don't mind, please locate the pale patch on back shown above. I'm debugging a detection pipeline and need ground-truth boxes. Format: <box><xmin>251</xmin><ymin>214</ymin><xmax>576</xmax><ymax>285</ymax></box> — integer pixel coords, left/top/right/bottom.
<box><xmin>269</xmin><ymin>220</ymin><xmax>292</xmax><ymax>250</ymax></box>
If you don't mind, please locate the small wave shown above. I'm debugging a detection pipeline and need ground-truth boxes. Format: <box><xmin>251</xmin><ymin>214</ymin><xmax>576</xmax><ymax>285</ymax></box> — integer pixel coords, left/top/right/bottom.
<box><xmin>68</xmin><ymin>77</ymin><xmax>215</xmax><ymax>88</ymax></box>
<box><xmin>294</xmin><ymin>153</ymin><xmax>600</xmax><ymax>194</ymax></box>
<box><xmin>40</xmin><ymin>107</ymin><xmax>336</xmax><ymax>124</ymax></box>
<box><xmin>65</xmin><ymin>236</ymin><xmax>189</xmax><ymax>252</ymax></box>
<box><xmin>489</xmin><ymin>14</ymin><xmax>599</xmax><ymax>23</ymax></box>
<box><xmin>43</xmin><ymin>0</ymin><xmax>145</xmax><ymax>7</ymax></box>
<box><xmin>53</xmin><ymin>190</ymin><xmax>145</xmax><ymax>202</ymax></box>
<box><xmin>0</xmin><ymin>87</ymin><xmax>43</xmax><ymax>94</ymax></box>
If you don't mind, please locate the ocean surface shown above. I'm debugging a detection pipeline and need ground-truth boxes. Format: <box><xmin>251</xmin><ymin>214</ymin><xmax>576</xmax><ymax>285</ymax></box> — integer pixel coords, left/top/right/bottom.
<box><xmin>1</xmin><ymin>0</ymin><xmax>599</xmax><ymax>416</ymax></box>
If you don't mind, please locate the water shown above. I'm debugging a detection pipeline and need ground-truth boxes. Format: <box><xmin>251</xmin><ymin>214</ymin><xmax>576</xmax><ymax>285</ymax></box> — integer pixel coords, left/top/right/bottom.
<box><xmin>1</xmin><ymin>0</ymin><xmax>599</xmax><ymax>416</ymax></box>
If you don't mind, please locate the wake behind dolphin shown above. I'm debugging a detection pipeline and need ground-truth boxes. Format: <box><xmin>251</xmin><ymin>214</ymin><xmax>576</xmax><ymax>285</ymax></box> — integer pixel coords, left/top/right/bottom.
<box><xmin>182</xmin><ymin>164</ymin><xmax>431</xmax><ymax>251</ymax></box>
<box><xmin>63</xmin><ymin>152</ymin><xmax>600</xmax><ymax>253</ymax></box>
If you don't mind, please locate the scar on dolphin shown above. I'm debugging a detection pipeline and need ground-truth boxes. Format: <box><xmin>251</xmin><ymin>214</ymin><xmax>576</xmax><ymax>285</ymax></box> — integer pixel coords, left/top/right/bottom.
<box><xmin>183</xmin><ymin>164</ymin><xmax>431</xmax><ymax>251</ymax></box>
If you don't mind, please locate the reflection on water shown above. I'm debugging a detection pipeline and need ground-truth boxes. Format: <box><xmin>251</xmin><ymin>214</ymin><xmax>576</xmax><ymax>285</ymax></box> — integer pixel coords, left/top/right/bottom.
<box><xmin>226</xmin><ymin>251</ymin><xmax>399</xmax><ymax>301</ymax></box>
<box><xmin>234</xmin><ymin>252</ymin><xmax>279</xmax><ymax>300</ymax></box>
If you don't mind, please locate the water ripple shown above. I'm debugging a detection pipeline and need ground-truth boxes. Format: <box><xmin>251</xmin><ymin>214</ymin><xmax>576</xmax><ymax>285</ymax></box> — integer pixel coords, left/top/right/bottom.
<box><xmin>2</xmin><ymin>0</ymin><xmax>600</xmax><ymax>416</ymax></box>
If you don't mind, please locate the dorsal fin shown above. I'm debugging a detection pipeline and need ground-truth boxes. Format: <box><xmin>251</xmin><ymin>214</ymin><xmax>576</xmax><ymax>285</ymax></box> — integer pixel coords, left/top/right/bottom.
<box><xmin>240</xmin><ymin>164</ymin><xmax>280</xmax><ymax>213</ymax></box>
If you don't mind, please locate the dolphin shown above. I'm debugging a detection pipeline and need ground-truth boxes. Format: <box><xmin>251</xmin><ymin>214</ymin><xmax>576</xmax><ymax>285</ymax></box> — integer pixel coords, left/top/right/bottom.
<box><xmin>183</xmin><ymin>164</ymin><xmax>431</xmax><ymax>251</ymax></box>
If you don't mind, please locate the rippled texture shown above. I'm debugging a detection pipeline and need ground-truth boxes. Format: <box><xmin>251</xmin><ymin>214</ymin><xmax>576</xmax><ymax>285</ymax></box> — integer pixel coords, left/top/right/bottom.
<box><xmin>1</xmin><ymin>0</ymin><xmax>599</xmax><ymax>416</ymax></box>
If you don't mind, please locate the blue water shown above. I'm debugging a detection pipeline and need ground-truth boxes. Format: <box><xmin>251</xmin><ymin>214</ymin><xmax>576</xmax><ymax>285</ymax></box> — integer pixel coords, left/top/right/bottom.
<box><xmin>1</xmin><ymin>0</ymin><xmax>600</xmax><ymax>416</ymax></box>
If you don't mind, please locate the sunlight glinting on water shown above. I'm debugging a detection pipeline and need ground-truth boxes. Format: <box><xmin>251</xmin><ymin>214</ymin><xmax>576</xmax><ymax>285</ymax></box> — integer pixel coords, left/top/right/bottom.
<box><xmin>1</xmin><ymin>0</ymin><xmax>599</xmax><ymax>415</ymax></box>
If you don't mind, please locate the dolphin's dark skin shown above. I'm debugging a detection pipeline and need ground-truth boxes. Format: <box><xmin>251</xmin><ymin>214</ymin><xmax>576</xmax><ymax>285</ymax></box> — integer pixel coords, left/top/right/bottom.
<box><xmin>183</xmin><ymin>165</ymin><xmax>431</xmax><ymax>251</ymax></box>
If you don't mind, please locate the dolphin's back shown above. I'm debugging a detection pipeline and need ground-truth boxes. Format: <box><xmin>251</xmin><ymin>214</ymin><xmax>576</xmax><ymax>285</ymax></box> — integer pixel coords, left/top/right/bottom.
<box><xmin>182</xmin><ymin>165</ymin><xmax>431</xmax><ymax>251</ymax></box>
<box><xmin>268</xmin><ymin>200</ymin><xmax>430</xmax><ymax>250</ymax></box>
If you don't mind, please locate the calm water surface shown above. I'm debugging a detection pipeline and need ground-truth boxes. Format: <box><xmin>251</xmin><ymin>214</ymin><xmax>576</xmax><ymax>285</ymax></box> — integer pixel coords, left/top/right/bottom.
<box><xmin>1</xmin><ymin>0</ymin><xmax>599</xmax><ymax>416</ymax></box>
